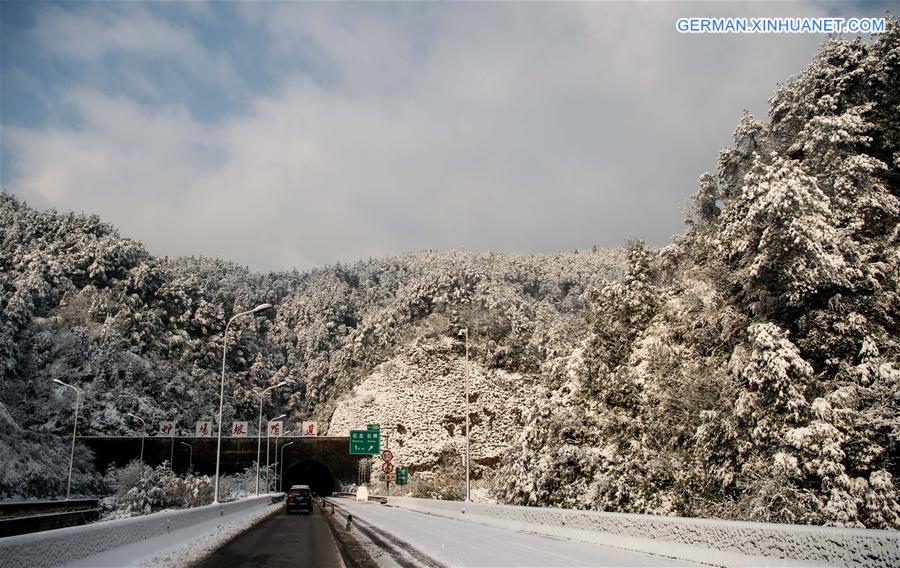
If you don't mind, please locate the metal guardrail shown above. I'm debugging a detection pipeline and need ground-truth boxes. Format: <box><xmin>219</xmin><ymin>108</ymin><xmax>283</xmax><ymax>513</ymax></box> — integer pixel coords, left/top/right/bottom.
<box><xmin>0</xmin><ymin>499</ymin><xmax>99</xmax><ymax>519</ymax></box>
<box><xmin>0</xmin><ymin>499</ymin><xmax>102</xmax><ymax>537</ymax></box>
<box><xmin>0</xmin><ymin>509</ymin><xmax>101</xmax><ymax>538</ymax></box>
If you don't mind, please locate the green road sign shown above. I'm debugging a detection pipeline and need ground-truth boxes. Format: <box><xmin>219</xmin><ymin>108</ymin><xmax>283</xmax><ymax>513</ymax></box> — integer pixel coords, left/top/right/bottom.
<box><xmin>396</xmin><ymin>467</ymin><xmax>408</xmax><ymax>486</ymax></box>
<box><xmin>367</xmin><ymin>424</ymin><xmax>380</xmax><ymax>431</ymax></box>
<box><xmin>350</xmin><ymin>429</ymin><xmax>381</xmax><ymax>455</ymax></box>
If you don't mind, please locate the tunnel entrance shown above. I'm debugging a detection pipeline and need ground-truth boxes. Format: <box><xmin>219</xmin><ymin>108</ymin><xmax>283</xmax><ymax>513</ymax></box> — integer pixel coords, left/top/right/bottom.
<box><xmin>283</xmin><ymin>460</ymin><xmax>336</xmax><ymax>496</ymax></box>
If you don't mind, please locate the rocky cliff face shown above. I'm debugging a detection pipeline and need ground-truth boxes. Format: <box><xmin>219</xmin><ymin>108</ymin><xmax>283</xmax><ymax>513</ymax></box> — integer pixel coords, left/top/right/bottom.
<box><xmin>329</xmin><ymin>334</ymin><xmax>537</xmax><ymax>479</ymax></box>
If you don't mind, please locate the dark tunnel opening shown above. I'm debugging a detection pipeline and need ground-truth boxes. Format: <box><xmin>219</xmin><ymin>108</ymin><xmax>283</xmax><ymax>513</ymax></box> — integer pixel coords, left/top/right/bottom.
<box><xmin>283</xmin><ymin>460</ymin><xmax>336</xmax><ymax>496</ymax></box>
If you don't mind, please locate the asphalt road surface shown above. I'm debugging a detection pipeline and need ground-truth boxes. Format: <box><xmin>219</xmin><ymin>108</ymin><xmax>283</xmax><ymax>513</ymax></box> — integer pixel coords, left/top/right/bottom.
<box><xmin>193</xmin><ymin>505</ymin><xmax>344</xmax><ymax>568</ymax></box>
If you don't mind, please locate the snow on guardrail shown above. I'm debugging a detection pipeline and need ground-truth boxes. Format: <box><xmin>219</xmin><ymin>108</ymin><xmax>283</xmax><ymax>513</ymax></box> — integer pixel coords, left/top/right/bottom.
<box><xmin>0</xmin><ymin>495</ymin><xmax>274</xmax><ymax>568</ymax></box>
<box><xmin>380</xmin><ymin>496</ymin><xmax>900</xmax><ymax>568</ymax></box>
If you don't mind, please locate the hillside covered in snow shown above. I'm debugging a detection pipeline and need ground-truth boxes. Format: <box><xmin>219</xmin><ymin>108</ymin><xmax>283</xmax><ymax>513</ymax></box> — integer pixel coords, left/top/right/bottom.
<box><xmin>0</xmin><ymin>193</ymin><xmax>623</xmax><ymax>499</ymax></box>
<box><xmin>1</xmin><ymin>22</ymin><xmax>898</xmax><ymax>531</ymax></box>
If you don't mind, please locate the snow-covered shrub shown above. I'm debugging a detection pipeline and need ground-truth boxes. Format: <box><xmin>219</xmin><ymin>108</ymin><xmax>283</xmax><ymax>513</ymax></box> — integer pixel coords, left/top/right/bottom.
<box><xmin>180</xmin><ymin>473</ymin><xmax>214</xmax><ymax>508</ymax></box>
<box><xmin>408</xmin><ymin>469</ymin><xmax>465</xmax><ymax>501</ymax></box>
<box><xmin>218</xmin><ymin>464</ymin><xmax>272</xmax><ymax>502</ymax></box>
<box><xmin>118</xmin><ymin>464</ymin><xmax>167</xmax><ymax>515</ymax></box>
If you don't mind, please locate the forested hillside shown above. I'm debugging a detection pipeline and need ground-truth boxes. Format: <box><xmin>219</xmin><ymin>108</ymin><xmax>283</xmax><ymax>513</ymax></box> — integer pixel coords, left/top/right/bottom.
<box><xmin>0</xmin><ymin>193</ymin><xmax>623</xmax><ymax>498</ymax></box>
<box><xmin>494</xmin><ymin>26</ymin><xmax>900</xmax><ymax>529</ymax></box>
<box><xmin>2</xmin><ymin>23</ymin><xmax>897</xmax><ymax>530</ymax></box>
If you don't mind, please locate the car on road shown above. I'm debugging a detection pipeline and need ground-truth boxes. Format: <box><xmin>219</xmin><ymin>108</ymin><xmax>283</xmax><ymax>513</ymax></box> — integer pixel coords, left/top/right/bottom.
<box><xmin>286</xmin><ymin>484</ymin><xmax>313</xmax><ymax>514</ymax></box>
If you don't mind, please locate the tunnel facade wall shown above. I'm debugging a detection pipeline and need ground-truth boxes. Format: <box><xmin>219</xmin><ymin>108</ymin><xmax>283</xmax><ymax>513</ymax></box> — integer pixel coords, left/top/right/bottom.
<box><xmin>79</xmin><ymin>436</ymin><xmax>356</xmax><ymax>487</ymax></box>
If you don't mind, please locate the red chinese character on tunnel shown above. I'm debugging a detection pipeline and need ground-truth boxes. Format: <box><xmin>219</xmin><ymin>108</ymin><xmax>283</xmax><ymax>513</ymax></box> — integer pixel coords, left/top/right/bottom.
<box><xmin>159</xmin><ymin>421</ymin><xmax>175</xmax><ymax>436</ymax></box>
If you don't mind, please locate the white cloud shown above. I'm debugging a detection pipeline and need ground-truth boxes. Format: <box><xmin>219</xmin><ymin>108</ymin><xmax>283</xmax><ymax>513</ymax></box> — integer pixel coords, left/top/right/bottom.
<box><xmin>3</xmin><ymin>2</ymin><xmax>883</xmax><ymax>270</ymax></box>
<box><xmin>30</xmin><ymin>3</ymin><xmax>238</xmax><ymax>91</ymax></box>
<box><xmin>35</xmin><ymin>4</ymin><xmax>206</xmax><ymax>64</ymax></box>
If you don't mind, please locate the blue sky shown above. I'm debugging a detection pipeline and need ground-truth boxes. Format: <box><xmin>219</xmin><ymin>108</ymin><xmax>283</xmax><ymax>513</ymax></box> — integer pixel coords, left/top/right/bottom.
<box><xmin>1</xmin><ymin>1</ymin><xmax>893</xmax><ymax>270</ymax></box>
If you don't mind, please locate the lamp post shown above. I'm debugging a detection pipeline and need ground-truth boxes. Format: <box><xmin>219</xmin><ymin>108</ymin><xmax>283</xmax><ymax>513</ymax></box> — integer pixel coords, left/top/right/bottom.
<box><xmin>274</xmin><ymin>430</ymin><xmax>291</xmax><ymax>491</ymax></box>
<box><xmin>266</xmin><ymin>414</ymin><xmax>287</xmax><ymax>493</ymax></box>
<box><xmin>458</xmin><ymin>328</ymin><xmax>471</xmax><ymax>502</ymax></box>
<box><xmin>213</xmin><ymin>303</ymin><xmax>273</xmax><ymax>504</ymax></box>
<box><xmin>125</xmin><ymin>412</ymin><xmax>146</xmax><ymax>465</ymax></box>
<box><xmin>52</xmin><ymin>379</ymin><xmax>81</xmax><ymax>501</ymax></box>
<box><xmin>179</xmin><ymin>442</ymin><xmax>193</xmax><ymax>473</ymax></box>
<box><xmin>280</xmin><ymin>441</ymin><xmax>295</xmax><ymax>492</ymax></box>
<box><xmin>256</xmin><ymin>381</ymin><xmax>287</xmax><ymax>495</ymax></box>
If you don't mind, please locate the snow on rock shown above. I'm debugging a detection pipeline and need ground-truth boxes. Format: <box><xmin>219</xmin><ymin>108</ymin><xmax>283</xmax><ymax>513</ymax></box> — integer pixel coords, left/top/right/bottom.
<box><xmin>329</xmin><ymin>335</ymin><xmax>536</xmax><ymax>476</ymax></box>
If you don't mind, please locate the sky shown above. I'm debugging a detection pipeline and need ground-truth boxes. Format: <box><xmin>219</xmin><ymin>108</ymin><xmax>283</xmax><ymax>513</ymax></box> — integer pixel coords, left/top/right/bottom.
<box><xmin>0</xmin><ymin>1</ymin><xmax>893</xmax><ymax>272</ymax></box>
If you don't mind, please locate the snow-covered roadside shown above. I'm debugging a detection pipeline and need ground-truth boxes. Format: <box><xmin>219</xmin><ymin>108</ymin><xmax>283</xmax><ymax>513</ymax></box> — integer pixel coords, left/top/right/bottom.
<box><xmin>64</xmin><ymin>499</ymin><xmax>282</xmax><ymax>567</ymax></box>
<box><xmin>378</xmin><ymin>496</ymin><xmax>900</xmax><ymax>568</ymax></box>
<box><xmin>134</xmin><ymin>504</ymin><xmax>278</xmax><ymax>568</ymax></box>
<box><xmin>0</xmin><ymin>495</ymin><xmax>280</xmax><ymax>568</ymax></box>
<box><xmin>323</xmin><ymin>499</ymin><xmax>427</xmax><ymax>568</ymax></box>
<box><xmin>331</xmin><ymin>497</ymin><xmax>698</xmax><ymax>567</ymax></box>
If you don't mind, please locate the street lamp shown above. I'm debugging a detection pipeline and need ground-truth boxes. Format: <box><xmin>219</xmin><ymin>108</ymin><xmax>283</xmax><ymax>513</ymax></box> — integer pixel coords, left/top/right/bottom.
<box><xmin>458</xmin><ymin>328</ymin><xmax>471</xmax><ymax>502</ymax></box>
<box><xmin>280</xmin><ymin>441</ymin><xmax>295</xmax><ymax>492</ymax></box>
<box><xmin>125</xmin><ymin>413</ymin><xmax>146</xmax><ymax>465</ymax></box>
<box><xmin>274</xmin><ymin>429</ymin><xmax>292</xmax><ymax>491</ymax></box>
<box><xmin>256</xmin><ymin>381</ymin><xmax>287</xmax><ymax>495</ymax></box>
<box><xmin>213</xmin><ymin>303</ymin><xmax>273</xmax><ymax>504</ymax></box>
<box><xmin>179</xmin><ymin>442</ymin><xmax>193</xmax><ymax>473</ymax></box>
<box><xmin>52</xmin><ymin>379</ymin><xmax>81</xmax><ymax>501</ymax></box>
<box><xmin>266</xmin><ymin>415</ymin><xmax>287</xmax><ymax>493</ymax></box>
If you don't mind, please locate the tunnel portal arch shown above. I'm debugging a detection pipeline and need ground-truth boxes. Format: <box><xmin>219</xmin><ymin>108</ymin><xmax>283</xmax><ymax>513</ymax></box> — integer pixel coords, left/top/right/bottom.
<box><xmin>283</xmin><ymin>460</ymin><xmax>336</xmax><ymax>496</ymax></box>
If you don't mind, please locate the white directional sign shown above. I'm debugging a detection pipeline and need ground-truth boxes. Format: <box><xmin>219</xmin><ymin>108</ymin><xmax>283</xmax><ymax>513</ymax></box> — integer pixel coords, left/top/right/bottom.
<box><xmin>268</xmin><ymin>421</ymin><xmax>283</xmax><ymax>437</ymax></box>
<box><xmin>231</xmin><ymin>421</ymin><xmax>249</xmax><ymax>437</ymax></box>
<box><xmin>195</xmin><ymin>421</ymin><xmax>211</xmax><ymax>437</ymax></box>
<box><xmin>302</xmin><ymin>421</ymin><xmax>318</xmax><ymax>436</ymax></box>
<box><xmin>159</xmin><ymin>421</ymin><xmax>176</xmax><ymax>437</ymax></box>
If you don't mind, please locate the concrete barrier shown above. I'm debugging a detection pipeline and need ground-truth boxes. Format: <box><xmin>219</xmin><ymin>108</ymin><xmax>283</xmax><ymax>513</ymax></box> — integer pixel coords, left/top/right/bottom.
<box><xmin>381</xmin><ymin>497</ymin><xmax>900</xmax><ymax>568</ymax></box>
<box><xmin>0</xmin><ymin>495</ymin><xmax>273</xmax><ymax>568</ymax></box>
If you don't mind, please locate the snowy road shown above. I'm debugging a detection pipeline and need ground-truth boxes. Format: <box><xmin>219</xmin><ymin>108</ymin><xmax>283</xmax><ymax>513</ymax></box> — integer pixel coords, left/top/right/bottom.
<box><xmin>192</xmin><ymin>504</ymin><xmax>344</xmax><ymax>568</ymax></box>
<box><xmin>333</xmin><ymin>498</ymin><xmax>700</xmax><ymax>567</ymax></box>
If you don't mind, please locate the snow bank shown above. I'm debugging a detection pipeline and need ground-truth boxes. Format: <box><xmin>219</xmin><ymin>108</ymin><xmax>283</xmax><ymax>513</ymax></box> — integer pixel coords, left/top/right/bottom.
<box><xmin>381</xmin><ymin>496</ymin><xmax>900</xmax><ymax>567</ymax></box>
<box><xmin>0</xmin><ymin>495</ymin><xmax>275</xmax><ymax>568</ymax></box>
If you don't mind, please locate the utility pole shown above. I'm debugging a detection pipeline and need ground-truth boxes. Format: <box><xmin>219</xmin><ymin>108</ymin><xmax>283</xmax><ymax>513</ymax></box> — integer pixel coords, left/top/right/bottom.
<box><xmin>458</xmin><ymin>328</ymin><xmax>471</xmax><ymax>502</ymax></box>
